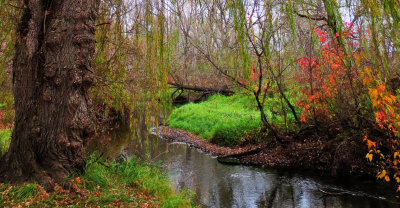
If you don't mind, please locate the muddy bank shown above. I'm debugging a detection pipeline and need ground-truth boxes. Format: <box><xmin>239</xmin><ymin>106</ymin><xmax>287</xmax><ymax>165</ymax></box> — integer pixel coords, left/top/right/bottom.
<box><xmin>157</xmin><ymin>126</ymin><xmax>263</xmax><ymax>156</ymax></box>
<box><xmin>157</xmin><ymin>126</ymin><xmax>375</xmax><ymax>178</ymax></box>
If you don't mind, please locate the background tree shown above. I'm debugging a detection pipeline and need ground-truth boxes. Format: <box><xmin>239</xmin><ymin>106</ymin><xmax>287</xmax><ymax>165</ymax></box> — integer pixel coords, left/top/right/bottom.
<box><xmin>0</xmin><ymin>0</ymin><xmax>20</xmax><ymax>128</ymax></box>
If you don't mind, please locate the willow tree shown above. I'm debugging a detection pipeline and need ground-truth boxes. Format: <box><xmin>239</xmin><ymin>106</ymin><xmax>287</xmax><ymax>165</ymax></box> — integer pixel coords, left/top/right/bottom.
<box><xmin>0</xmin><ymin>0</ymin><xmax>98</xmax><ymax>189</ymax></box>
<box><xmin>0</xmin><ymin>0</ymin><xmax>19</xmax><ymax>126</ymax></box>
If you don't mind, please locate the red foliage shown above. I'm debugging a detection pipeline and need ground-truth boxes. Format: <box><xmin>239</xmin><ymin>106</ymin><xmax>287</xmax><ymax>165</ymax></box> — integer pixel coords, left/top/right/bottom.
<box><xmin>0</xmin><ymin>110</ymin><xmax>12</xmax><ymax>129</ymax></box>
<box><xmin>295</xmin><ymin>26</ymin><xmax>359</xmax><ymax>123</ymax></box>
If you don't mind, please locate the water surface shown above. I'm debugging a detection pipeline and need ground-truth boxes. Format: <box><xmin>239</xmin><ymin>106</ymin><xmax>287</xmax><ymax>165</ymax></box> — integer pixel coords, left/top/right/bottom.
<box><xmin>95</xmin><ymin>128</ymin><xmax>399</xmax><ymax>208</ymax></box>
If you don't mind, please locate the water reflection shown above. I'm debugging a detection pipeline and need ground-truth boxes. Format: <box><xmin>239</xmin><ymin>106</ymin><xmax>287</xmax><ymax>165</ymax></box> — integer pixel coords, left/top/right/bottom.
<box><xmin>93</xmin><ymin>128</ymin><xmax>399</xmax><ymax>208</ymax></box>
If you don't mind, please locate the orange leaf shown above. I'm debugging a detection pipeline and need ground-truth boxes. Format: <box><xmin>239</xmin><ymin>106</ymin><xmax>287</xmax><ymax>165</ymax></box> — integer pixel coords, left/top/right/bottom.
<box><xmin>367</xmin><ymin>140</ymin><xmax>376</xmax><ymax>149</ymax></box>
<box><xmin>363</xmin><ymin>136</ymin><xmax>368</xmax><ymax>142</ymax></box>
<box><xmin>366</xmin><ymin>153</ymin><xmax>373</xmax><ymax>162</ymax></box>
<box><xmin>378</xmin><ymin>170</ymin><xmax>386</xmax><ymax>179</ymax></box>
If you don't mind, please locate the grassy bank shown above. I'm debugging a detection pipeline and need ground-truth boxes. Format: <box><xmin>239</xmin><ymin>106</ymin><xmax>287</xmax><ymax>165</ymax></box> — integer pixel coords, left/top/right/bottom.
<box><xmin>0</xmin><ymin>155</ymin><xmax>194</xmax><ymax>207</ymax></box>
<box><xmin>167</xmin><ymin>92</ymin><xmax>299</xmax><ymax>146</ymax></box>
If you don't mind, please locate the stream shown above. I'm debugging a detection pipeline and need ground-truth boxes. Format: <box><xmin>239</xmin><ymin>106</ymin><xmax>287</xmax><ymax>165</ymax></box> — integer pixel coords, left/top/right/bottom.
<box><xmin>94</xmin><ymin>127</ymin><xmax>399</xmax><ymax>208</ymax></box>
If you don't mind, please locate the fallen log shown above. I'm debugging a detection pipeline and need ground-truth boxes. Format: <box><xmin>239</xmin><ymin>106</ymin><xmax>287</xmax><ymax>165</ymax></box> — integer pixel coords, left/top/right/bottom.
<box><xmin>168</xmin><ymin>82</ymin><xmax>234</xmax><ymax>95</ymax></box>
<box><xmin>217</xmin><ymin>145</ymin><xmax>266</xmax><ymax>159</ymax></box>
<box><xmin>217</xmin><ymin>146</ymin><xmax>267</xmax><ymax>165</ymax></box>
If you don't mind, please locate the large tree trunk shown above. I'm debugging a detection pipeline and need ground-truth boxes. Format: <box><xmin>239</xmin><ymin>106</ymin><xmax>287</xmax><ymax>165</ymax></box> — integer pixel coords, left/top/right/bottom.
<box><xmin>0</xmin><ymin>0</ymin><xmax>98</xmax><ymax>189</ymax></box>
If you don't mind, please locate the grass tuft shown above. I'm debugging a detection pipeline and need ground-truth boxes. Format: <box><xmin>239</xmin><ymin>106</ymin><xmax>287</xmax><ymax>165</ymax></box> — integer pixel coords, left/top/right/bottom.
<box><xmin>9</xmin><ymin>183</ymin><xmax>39</xmax><ymax>201</ymax></box>
<box><xmin>0</xmin><ymin>129</ymin><xmax>11</xmax><ymax>157</ymax></box>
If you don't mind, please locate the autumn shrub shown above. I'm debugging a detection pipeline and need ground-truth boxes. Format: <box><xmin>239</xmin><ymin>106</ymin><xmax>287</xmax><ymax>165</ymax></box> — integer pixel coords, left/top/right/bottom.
<box><xmin>294</xmin><ymin>23</ymin><xmax>400</xmax><ymax>192</ymax></box>
<box><xmin>360</xmin><ymin>64</ymin><xmax>400</xmax><ymax>192</ymax></box>
<box><xmin>295</xmin><ymin>26</ymin><xmax>361</xmax><ymax>124</ymax></box>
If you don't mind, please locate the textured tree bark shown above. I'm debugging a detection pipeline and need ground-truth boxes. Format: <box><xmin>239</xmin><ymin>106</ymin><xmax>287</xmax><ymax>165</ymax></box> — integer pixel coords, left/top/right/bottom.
<box><xmin>0</xmin><ymin>0</ymin><xmax>98</xmax><ymax>189</ymax></box>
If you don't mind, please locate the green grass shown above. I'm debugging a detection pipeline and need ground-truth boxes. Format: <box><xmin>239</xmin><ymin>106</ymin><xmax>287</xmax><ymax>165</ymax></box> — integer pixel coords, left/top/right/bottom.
<box><xmin>167</xmin><ymin>92</ymin><xmax>299</xmax><ymax>146</ymax></box>
<box><xmin>0</xmin><ymin>129</ymin><xmax>11</xmax><ymax>157</ymax></box>
<box><xmin>80</xmin><ymin>154</ymin><xmax>194</xmax><ymax>207</ymax></box>
<box><xmin>0</xmin><ymin>155</ymin><xmax>195</xmax><ymax>207</ymax></box>
<box><xmin>8</xmin><ymin>183</ymin><xmax>39</xmax><ymax>201</ymax></box>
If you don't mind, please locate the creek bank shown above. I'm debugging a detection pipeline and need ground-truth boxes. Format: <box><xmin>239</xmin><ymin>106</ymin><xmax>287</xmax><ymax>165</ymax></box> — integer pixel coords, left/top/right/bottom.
<box><xmin>158</xmin><ymin>126</ymin><xmax>375</xmax><ymax>178</ymax></box>
<box><xmin>0</xmin><ymin>155</ymin><xmax>194</xmax><ymax>207</ymax></box>
<box><xmin>157</xmin><ymin>126</ymin><xmax>263</xmax><ymax>157</ymax></box>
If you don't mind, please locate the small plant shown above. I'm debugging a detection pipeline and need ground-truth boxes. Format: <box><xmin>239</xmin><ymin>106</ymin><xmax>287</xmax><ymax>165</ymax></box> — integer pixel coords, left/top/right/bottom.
<box><xmin>8</xmin><ymin>183</ymin><xmax>38</xmax><ymax>201</ymax></box>
<box><xmin>0</xmin><ymin>129</ymin><xmax>11</xmax><ymax>157</ymax></box>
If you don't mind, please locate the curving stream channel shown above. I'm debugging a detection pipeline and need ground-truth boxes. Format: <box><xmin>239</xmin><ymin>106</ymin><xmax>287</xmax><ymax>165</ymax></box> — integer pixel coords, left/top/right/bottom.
<box><xmin>95</xmin><ymin>127</ymin><xmax>399</xmax><ymax>208</ymax></box>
